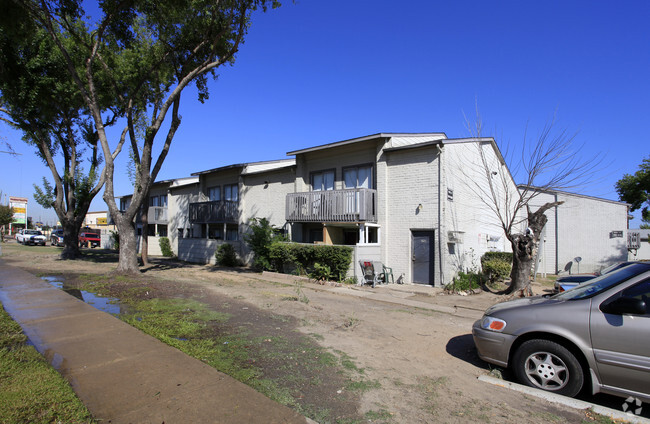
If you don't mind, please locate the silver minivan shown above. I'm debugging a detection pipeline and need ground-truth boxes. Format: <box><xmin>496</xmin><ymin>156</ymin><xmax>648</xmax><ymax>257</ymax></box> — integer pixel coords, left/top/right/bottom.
<box><xmin>472</xmin><ymin>262</ymin><xmax>650</xmax><ymax>402</ymax></box>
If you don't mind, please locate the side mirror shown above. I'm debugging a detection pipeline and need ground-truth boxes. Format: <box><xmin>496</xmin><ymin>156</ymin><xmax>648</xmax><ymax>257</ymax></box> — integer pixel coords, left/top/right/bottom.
<box><xmin>600</xmin><ymin>297</ymin><xmax>647</xmax><ymax>316</ymax></box>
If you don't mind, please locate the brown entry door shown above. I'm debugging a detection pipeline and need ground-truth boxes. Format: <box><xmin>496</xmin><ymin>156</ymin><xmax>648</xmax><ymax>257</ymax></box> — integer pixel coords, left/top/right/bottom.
<box><xmin>412</xmin><ymin>231</ymin><xmax>434</xmax><ymax>285</ymax></box>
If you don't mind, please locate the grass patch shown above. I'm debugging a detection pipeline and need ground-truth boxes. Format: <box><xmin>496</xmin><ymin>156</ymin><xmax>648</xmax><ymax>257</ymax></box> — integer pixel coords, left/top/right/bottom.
<box><xmin>0</xmin><ymin>304</ymin><xmax>94</xmax><ymax>423</ymax></box>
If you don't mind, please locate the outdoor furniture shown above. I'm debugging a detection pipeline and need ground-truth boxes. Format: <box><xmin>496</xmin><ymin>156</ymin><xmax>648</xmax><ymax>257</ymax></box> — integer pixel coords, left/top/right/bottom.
<box><xmin>358</xmin><ymin>260</ymin><xmax>381</xmax><ymax>288</ymax></box>
<box><xmin>379</xmin><ymin>263</ymin><xmax>394</xmax><ymax>284</ymax></box>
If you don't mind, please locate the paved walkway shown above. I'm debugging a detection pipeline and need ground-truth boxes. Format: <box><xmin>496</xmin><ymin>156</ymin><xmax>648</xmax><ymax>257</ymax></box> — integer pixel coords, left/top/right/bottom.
<box><xmin>0</xmin><ymin>260</ymin><xmax>311</xmax><ymax>424</ymax></box>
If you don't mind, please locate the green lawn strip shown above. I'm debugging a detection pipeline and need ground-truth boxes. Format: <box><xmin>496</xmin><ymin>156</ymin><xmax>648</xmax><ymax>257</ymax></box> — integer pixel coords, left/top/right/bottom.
<box><xmin>0</xmin><ymin>304</ymin><xmax>94</xmax><ymax>424</ymax></box>
<box><xmin>118</xmin><ymin>297</ymin><xmax>297</xmax><ymax>405</ymax></box>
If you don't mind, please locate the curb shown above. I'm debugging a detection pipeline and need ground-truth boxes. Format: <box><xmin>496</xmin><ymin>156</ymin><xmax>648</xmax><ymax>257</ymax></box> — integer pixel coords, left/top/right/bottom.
<box><xmin>478</xmin><ymin>375</ymin><xmax>650</xmax><ymax>424</ymax></box>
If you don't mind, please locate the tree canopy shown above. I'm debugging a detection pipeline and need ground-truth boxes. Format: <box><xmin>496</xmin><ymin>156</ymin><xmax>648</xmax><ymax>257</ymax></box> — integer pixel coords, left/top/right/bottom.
<box><xmin>4</xmin><ymin>0</ymin><xmax>278</xmax><ymax>270</ymax></box>
<box><xmin>616</xmin><ymin>156</ymin><xmax>650</xmax><ymax>229</ymax></box>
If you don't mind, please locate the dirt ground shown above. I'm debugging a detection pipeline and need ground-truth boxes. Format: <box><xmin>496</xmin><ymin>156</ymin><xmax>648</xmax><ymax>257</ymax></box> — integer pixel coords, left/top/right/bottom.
<box><xmin>0</xmin><ymin>243</ymin><xmax>615</xmax><ymax>423</ymax></box>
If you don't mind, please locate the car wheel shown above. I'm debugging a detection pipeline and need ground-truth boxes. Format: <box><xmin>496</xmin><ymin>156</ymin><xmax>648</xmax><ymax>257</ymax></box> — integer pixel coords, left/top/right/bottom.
<box><xmin>512</xmin><ymin>339</ymin><xmax>584</xmax><ymax>397</ymax></box>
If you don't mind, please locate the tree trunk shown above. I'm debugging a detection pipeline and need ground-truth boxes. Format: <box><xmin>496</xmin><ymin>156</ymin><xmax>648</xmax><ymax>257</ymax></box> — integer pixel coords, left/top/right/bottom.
<box><xmin>115</xmin><ymin>216</ymin><xmax>139</xmax><ymax>273</ymax></box>
<box><xmin>506</xmin><ymin>233</ymin><xmax>535</xmax><ymax>295</ymax></box>
<box><xmin>60</xmin><ymin>220</ymin><xmax>83</xmax><ymax>259</ymax></box>
<box><xmin>141</xmin><ymin>203</ymin><xmax>149</xmax><ymax>266</ymax></box>
<box><xmin>505</xmin><ymin>201</ymin><xmax>564</xmax><ymax>296</ymax></box>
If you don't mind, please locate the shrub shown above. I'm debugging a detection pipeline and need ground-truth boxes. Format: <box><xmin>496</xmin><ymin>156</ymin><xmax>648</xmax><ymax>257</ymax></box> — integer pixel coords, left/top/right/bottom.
<box><xmin>268</xmin><ymin>242</ymin><xmax>353</xmax><ymax>282</ymax></box>
<box><xmin>480</xmin><ymin>251</ymin><xmax>513</xmax><ymax>265</ymax></box>
<box><xmin>480</xmin><ymin>251</ymin><xmax>512</xmax><ymax>283</ymax></box>
<box><xmin>482</xmin><ymin>259</ymin><xmax>511</xmax><ymax>282</ymax></box>
<box><xmin>216</xmin><ymin>243</ymin><xmax>239</xmax><ymax>267</ymax></box>
<box><xmin>159</xmin><ymin>237</ymin><xmax>174</xmax><ymax>257</ymax></box>
<box><xmin>243</xmin><ymin>217</ymin><xmax>287</xmax><ymax>270</ymax></box>
<box><xmin>446</xmin><ymin>271</ymin><xmax>484</xmax><ymax>292</ymax></box>
<box><xmin>109</xmin><ymin>230</ymin><xmax>119</xmax><ymax>250</ymax></box>
<box><xmin>309</xmin><ymin>263</ymin><xmax>331</xmax><ymax>281</ymax></box>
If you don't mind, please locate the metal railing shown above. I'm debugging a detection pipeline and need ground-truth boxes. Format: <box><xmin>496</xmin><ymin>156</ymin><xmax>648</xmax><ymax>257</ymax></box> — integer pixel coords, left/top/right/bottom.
<box><xmin>286</xmin><ymin>188</ymin><xmax>377</xmax><ymax>223</ymax></box>
<box><xmin>189</xmin><ymin>200</ymin><xmax>239</xmax><ymax>223</ymax></box>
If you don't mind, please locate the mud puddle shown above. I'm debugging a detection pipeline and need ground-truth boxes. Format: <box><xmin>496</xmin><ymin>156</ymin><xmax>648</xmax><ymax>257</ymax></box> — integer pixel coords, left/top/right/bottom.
<box><xmin>41</xmin><ymin>276</ymin><xmax>123</xmax><ymax>315</ymax></box>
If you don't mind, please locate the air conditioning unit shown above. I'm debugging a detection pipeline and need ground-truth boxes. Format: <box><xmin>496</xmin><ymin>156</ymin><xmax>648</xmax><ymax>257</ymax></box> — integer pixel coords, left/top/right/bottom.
<box><xmin>447</xmin><ymin>231</ymin><xmax>465</xmax><ymax>244</ymax></box>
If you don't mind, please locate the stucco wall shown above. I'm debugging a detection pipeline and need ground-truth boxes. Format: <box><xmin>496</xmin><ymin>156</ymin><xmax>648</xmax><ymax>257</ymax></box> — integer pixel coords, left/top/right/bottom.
<box><xmin>178</xmin><ymin>238</ymin><xmax>242</xmax><ymax>265</ymax></box>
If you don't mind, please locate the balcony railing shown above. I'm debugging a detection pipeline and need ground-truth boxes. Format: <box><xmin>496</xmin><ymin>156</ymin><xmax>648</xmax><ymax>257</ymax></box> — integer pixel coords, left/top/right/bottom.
<box><xmin>189</xmin><ymin>200</ymin><xmax>239</xmax><ymax>224</ymax></box>
<box><xmin>286</xmin><ymin>188</ymin><xmax>377</xmax><ymax>223</ymax></box>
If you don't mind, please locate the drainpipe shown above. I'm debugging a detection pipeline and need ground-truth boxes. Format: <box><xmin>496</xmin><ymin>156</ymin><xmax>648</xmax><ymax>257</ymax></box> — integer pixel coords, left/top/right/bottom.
<box><xmin>554</xmin><ymin>192</ymin><xmax>559</xmax><ymax>274</ymax></box>
<box><xmin>437</xmin><ymin>143</ymin><xmax>444</xmax><ymax>286</ymax></box>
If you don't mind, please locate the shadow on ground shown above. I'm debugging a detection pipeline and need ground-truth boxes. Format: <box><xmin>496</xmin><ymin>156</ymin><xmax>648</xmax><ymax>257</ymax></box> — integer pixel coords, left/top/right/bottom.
<box><xmin>445</xmin><ymin>334</ymin><xmax>489</xmax><ymax>369</ymax></box>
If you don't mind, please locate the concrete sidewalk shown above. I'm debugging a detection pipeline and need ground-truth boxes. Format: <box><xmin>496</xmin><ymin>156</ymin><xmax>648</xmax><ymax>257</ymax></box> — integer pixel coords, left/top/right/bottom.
<box><xmin>0</xmin><ymin>260</ymin><xmax>311</xmax><ymax>424</ymax></box>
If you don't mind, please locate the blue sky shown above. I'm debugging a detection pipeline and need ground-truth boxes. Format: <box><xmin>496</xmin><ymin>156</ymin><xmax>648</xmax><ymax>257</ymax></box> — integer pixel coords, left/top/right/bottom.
<box><xmin>1</xmin><ymin>0</ymin><xmax>648</xmax><ymax>227</ymax></box>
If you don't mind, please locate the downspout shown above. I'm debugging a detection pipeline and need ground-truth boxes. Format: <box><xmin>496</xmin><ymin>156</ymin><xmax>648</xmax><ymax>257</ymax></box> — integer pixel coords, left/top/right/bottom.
<box><xmin>437</xmin><ymin>143</ymin><xmax>444</xmax><ymax>286</ymax></box>
<box><xmin>554</xmin><ymin>192</ymin><xmax>559</xmax><ymax>274</ymax></box>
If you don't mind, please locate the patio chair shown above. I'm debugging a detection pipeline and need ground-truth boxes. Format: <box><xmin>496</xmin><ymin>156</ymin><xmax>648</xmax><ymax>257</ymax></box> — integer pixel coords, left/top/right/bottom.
<box><xmin>358</xmin><ymin>260</ymin><xmax>381</xmax><ymax>288</ymax></box>
<box><xmin>379</xmin><ymin>263</ymin><xmax>394</xmax><ymax>284</ymax></box>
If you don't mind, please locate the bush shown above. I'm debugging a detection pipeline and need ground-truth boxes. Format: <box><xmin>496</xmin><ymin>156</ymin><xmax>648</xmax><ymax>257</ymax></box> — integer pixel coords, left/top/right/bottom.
<box><xmin>268</xmin><ymin>242</ymin><xmax>353</xmax><ymax>282</ymax></box>
<box><xmin>216</xmin><ymin>243</ymin><xmax>239</xmax><ymax>267</ymax></box>
<box><xmin>480</xmin><ymin>251</ymin><xmax>512</xmax><ymax>283</ymax></box>
<box><xmin>159</xmin><ymin>237</ymin><xmax>174</xmax><ymax>257</ymax></box>
<box><xmin>109</xmin><ymin>230</ymin><xmax>119</xmax><ymax>250</ymax></box>
<box><xmin>480</xmin><ymin>251</ymin><xmax>513</xmax><ymax>265</ymax></box>
<box><xmin>243</xmin><ymin>217</ymin><xmax>287</xmax><ymax>270</ymax></box>
<box><xmin>309</xmin><ymin>263</ymin><xmax>331</xmax><ymax>281</ymax></box>
<box><xmin>446</xmin><ymin>271</ymin><xmax>484</xmax><ymax>292</ymax></box>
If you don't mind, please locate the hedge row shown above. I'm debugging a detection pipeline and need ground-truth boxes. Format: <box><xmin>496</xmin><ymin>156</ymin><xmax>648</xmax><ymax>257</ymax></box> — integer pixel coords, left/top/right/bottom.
<box><xmin>268</xmin><ymin>242</ymin><xmax>353</xmax><ymax>281</ymax></box>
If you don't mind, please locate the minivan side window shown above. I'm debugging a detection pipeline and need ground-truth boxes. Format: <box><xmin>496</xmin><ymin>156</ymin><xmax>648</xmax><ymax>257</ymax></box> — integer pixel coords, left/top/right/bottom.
<box><xmin>619</xmin><ymin>279</ymin><xmax>650</xmax><ymax>317</ymax></box>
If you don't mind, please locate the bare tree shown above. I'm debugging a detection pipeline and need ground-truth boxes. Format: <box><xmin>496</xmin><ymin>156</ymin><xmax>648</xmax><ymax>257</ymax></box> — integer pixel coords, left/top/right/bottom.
<box><xmin>462</xmin><ymin>109</ymin><xmax>602</xmax><ymax>295</ymax></box>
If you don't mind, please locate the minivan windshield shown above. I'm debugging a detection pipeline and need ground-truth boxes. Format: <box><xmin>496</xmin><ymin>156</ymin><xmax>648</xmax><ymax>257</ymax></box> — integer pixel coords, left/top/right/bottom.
<box><xmin>554</xmin><ymin>263</ymin><xmax>650</xmax><ymax>301</ymax></box>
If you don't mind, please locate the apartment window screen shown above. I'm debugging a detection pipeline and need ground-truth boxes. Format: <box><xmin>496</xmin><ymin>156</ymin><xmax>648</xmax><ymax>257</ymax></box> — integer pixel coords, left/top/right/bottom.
<box><xmin>224</xmin><ymin>184</ymin><xmax>238</xmax><ymax>201</ymax></box>
<box><xmin>311</xmin><ymin>170</ymin><xmax>335</xmax><ymax>191</ymax></box>
<box><xmin>343</xmin><ymin>165</ymin><xmax>372</xmax><ymax>189</ymax></box>
<box><xmin>208</xmin><ymin>186</ymin><xmax>221</xmax><ymax>201</ymax></box>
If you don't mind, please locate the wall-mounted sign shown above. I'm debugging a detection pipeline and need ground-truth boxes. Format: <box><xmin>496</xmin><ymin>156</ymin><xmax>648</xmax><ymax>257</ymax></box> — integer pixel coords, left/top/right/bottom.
<box><xmin>96</xmin><ymin>217</ymin><xmax>107</xmax><ymax>225</ymax></box>
<box><xmin>609</xmin><ymin>231</ymin><xmax>623</xmax><ymax>238</ymax></box>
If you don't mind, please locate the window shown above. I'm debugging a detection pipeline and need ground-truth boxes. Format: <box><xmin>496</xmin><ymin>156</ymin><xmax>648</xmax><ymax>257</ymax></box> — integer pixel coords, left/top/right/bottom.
<box><xmin>226</xmin><ymin>225</ymin><xmax>239</xmax><ymax>241</ymax></box>
<box><xmin>343</xmin><ymin>165</ymin><xmax>373</xmax><ymax>189</ymax></box>
<box><xmin>311</xmin><ymin>170</ymin><xmax>335</xmax><ymax>191</ymax></box>
<box><xmin>150</xmin><ymin>194</ymin><xmax>168</xmax><ymax>207</ymax></box>
<box><xmin>120</xmin><ymin>198</ymin><xmax>130</xmax><ymax>212</ymax></box>
<box><xmin>158</xmin><ymin>225</ymin><xmax>168</xmax><ymax>237</ymax></box>
<box><xmin>224</xmin><ymin>184</ymin><xmax>238</xmax><ymax>201</ymax></box>
<box><xmin>208</xmin><ymin>186</ymin><xmax>221</xmax><ymax>201</ymax></box>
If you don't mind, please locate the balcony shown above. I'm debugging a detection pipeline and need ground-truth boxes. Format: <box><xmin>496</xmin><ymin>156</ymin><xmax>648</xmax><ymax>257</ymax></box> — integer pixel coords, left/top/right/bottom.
<box><xmin>189</xmin><ymin>200</ymin><xmax>238</xmax><ymax>224</ymax></box>
<box><xmin>286</xmin><ymin>188</ymin><xmax>377</xmax><ymax>223</ymax></box>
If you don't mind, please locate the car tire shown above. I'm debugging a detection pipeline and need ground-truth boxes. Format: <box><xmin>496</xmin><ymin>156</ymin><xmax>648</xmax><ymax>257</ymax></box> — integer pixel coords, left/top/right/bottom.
<box><xmin>512</xmin><ymin>339</ymin><xmax>584</xmax><ymax>397</ymax></box>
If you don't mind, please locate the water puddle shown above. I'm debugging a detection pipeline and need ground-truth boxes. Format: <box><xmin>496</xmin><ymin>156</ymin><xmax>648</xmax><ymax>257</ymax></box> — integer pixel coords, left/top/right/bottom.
<box><xmin>41</xmin><ymin>276</ymin><xmax>122</xmax><ymax>315</ymax></box>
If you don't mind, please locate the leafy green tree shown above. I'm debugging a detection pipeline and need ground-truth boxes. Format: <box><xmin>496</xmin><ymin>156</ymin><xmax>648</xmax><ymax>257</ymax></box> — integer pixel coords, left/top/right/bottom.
<box><xmin>0</xmin><ymin>9</ymin><xmax>110</xmax><ymax>259</ymax></box>
<box><xmin>616</xmin><ymin>157</ymin><xmax>650</xmax><ymax>229</ymax></box>
<box><xmin>12</xmin><ymin>0</ymin><xmax>279</xmax><ymax>272</ymax></box>
<box><xmin>0</xmin><ymin>204</ymin><xmax>14</xmax><ymax>242</ymax></box>
<box><xmin>244</xmin><ymin>217</ymin><xmax>287</xmax><ymax>270</ymax></box>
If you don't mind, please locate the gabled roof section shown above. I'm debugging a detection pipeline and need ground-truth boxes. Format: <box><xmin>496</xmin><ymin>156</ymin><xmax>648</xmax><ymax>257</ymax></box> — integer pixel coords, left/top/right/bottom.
<box><xmin>287</xmin><ymin>132</ymin><xmax>447</xmax><ymax>155</ymax></box>
<box><xmin>192</xmin><ymin>158</ymin><xmax>295</xmax><ymax>177</ymax></box>
<box><xmin>518</xmin><ymin>185</ymin><xmax>630</xmax><ymax>206</ymax></box>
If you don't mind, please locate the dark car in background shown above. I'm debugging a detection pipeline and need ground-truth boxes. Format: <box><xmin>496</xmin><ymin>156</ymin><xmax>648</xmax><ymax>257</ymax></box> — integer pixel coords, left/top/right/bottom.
<box><xmin>50</xmin><ymin>229</ymin><xmax>64</xmax><ymax>246</ymax></box>
<box><xmin>473</xmin><ymin>262</ymin><xmax>650</xmax><ymax>402</ymax></box>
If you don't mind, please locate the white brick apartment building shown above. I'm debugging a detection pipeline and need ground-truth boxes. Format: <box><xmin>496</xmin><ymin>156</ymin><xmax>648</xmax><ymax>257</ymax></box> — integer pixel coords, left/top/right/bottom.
<box><xmin>117</xmin><ymin>132</ymin><xmax>632</xmax><ymax>287</ymax></box>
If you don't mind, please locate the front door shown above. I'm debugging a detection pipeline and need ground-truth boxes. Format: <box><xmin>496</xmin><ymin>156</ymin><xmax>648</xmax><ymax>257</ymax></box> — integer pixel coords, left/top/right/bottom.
<box><xmin>412</xmin><ymin>231</ymin><xmax>434</xmax><ymax>285</ymax></box>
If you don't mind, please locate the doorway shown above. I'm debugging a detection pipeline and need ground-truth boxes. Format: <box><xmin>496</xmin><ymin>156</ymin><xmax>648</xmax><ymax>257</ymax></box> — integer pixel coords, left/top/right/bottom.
<box><xmin>412</xmin><ymin>230</ymin><xmax>435</xmax><ymax>285</ymax></box>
